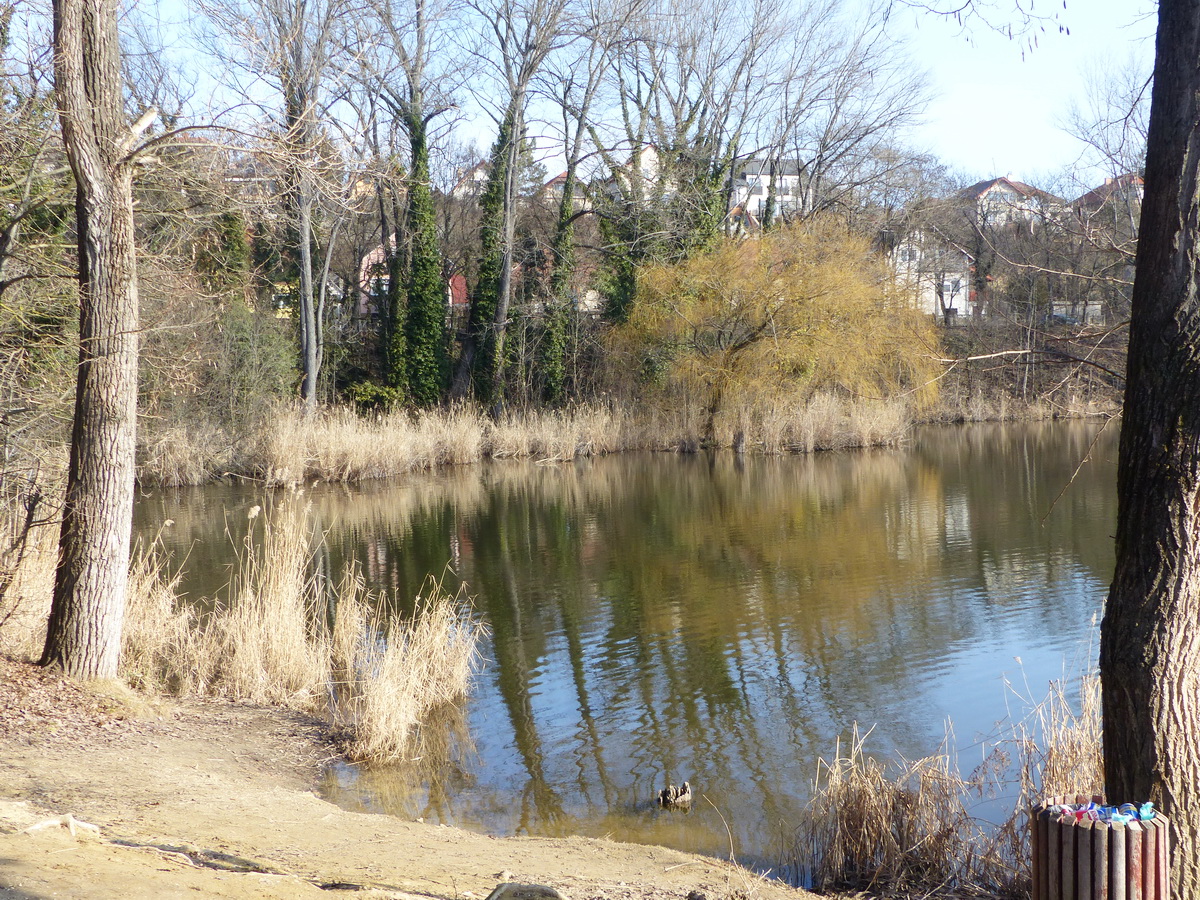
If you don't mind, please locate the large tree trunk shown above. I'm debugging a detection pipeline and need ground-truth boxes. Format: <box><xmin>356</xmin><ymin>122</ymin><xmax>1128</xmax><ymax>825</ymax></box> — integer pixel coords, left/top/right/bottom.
<box><xmin>41</xmin><ymin>0</ymin><xmax>142</xmax><ymax>678</ymax></box>
<box><xmin>1100</xmin><ymin>0</ymin><xmax>1200</xmax><ymax>892</ymax></box>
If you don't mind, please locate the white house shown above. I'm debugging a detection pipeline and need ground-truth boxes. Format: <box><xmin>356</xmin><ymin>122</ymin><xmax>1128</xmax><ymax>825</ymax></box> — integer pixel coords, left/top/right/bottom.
<box><xmin>960</xmin><ymin>176</ymin><xmax>1064</xmax><ymax>227</ymax></box>
<box><xmin>890</xmin><ymin>230</ymin><xmax>977</xmax><ymax>322</ymax></box>
<box><xmin>727</xmin><ymin>158</ymin><xmax>809</xmax><ymax>220</ymax></box>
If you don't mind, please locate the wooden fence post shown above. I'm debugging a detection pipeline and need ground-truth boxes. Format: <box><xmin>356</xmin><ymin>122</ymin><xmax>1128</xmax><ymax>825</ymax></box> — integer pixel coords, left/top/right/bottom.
<box><xmin>1030</xmin><ymin>799</ymin><xmax>1168</xmax><ymax>900</ymax></box>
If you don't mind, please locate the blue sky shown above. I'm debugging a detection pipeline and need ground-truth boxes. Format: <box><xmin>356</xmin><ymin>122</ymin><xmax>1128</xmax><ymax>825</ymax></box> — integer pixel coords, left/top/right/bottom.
<box><xmin>895</xmin><ymin>0</ymin><xmax>1157</xmax><ymax>187</ymax></box>
<box><xmin>155</xmin><ymin>0</ymin><xmax>1157</xmax><ymax>191</ymax></box>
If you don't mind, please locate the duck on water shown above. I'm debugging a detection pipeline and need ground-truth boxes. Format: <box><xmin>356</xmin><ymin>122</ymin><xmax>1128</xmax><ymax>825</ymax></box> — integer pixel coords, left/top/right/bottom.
<box><xmin>657</xmin><ymin>782</ymin><xmax>692</xmax><ymax>808</ymax></box>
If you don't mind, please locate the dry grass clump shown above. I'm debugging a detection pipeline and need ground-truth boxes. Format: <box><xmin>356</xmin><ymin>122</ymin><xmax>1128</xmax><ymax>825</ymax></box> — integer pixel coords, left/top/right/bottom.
<box><xmin>122</xmin><ymin>534</ymin><xmax>195</xmax><ymax>694</ymax></box>
<box><xmin>123</xmin><ymin>500</ymin><xmax>330</xmax><ymax>709</ymax></box>
<box><xmin>791</xmin><ymin>727</ymin><xmax>987</xmax><ymax>895</ymax></box>
<box><xmin>745</xmin><ymin>394</ymin><xmax>912</xmax><ymax>454</ymax></box>
<box><xmin>487</xmin><ymin>405</ymin><xmax>629</xmax><ymax>461</ymax></box>
<box><xmin>139</xmin><ymin>422</ymin><xmax>240</xmax><ymax>487</ymax></box>
<box><xmin>121</xmin><ymin>497</ymin><xmax>484</xmax><ymax>759</ymax></box>
<box><xmin>252</xmin><ymin>403</ymin><xmax>630</xmax><ymax>486</ymax></box>
<box><xmin>331</xmin><ymin>572</ymin><xmax>482</xmax><ymax>763</ymax></box>
<box><xmin>190</xmin><ymin>501</ymin><xmax>331</xmax><ymax>708</ymax></box>
<box><xmin>1006</xmin><ymin>672</ymin><xmax>1104</xmax><ymax>819</ymax></box>
<box><xmin>788</xmin><ymin>673</ymin><xmax>1102</xmax><ymax>898</ymax></box>
<box><xmin>258</xmin><ymin>405</ymin><xmax>490</xmax><ymax>485</ymax></box>
<box><xmin>0</xmin><ymin>470</ymin><xmax>58</xmax><ymax>660</ymax></box>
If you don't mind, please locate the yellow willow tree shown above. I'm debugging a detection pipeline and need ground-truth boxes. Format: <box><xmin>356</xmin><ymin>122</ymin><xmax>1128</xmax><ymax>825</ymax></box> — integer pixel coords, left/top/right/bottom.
<box><xmin>611</xmin><ymin>219</ymin><xmax>939</xmax><ymax>445</ymax></box>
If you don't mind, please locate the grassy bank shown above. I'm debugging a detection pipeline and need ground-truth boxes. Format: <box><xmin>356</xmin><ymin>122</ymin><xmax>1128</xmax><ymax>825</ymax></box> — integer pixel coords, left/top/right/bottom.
<box><xmin>134</xmin><ymin>324</ymin><xmax>1125</xmax><ymax>487</ymax></box>
<box><xmin>137</xmin><ymin>394</ymin><xmax>943</xmax><ymax>487</ymax></box>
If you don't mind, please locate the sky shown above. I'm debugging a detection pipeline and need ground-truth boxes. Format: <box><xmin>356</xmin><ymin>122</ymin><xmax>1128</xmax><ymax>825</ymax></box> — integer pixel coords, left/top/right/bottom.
<box><xmin>142</xmin><ymin>0</ymin><xmax>1158</xmax><ymax>193</ymax></box>
<box><xmin>894</xmin><ymin>0</ymin><xmax>1157</xmax><ymax>188</ymax></box>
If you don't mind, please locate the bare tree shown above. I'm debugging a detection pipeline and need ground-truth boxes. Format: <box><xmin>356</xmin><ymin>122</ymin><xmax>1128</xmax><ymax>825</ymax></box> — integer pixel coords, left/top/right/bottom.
<box><xmin>533</xmin><ymin>0</ymin><xmax>643</xmax><ymax>403</ymax></box>
<box><xmin>452</xmin><ymin>0</ymin><xmax>573</xmax><ymax>404</ymax></box>
<box><xmin>197</xmin><ymin>0</ymin><xmax>351</xmax><ymax>409</ymax></box>
<box><xmin>357</xmin><ymin>0</ymin><xmax>468</xmax><ymax>404</ymax></box>
<box><xmin>40</xmin><ymin>0</ymin><xmax>155</xmax><ymax>677</ymax></box>
<box><xmin>759</xmin><ymin>0</ymin><xmax>929</xmax><ymax>224</ymax></box>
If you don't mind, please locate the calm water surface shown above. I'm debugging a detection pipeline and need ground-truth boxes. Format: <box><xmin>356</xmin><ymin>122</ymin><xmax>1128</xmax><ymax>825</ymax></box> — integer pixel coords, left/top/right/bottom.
<box><xmin>135</xmin><ymin>421</ymin><xmax>1117</xmax><ymax>869</ymax></box>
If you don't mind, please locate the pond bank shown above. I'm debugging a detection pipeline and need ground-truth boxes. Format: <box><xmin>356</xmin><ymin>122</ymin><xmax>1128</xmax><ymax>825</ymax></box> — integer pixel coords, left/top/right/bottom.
<box><xmin>137</xmin><ymin>385</ymin><xmax>1119</xmax><ymax>489</ymax></box>
<box><xmin>0</xmin><ymin>655</ymin><xmax>817</xmax><ymax>900</ymax></box>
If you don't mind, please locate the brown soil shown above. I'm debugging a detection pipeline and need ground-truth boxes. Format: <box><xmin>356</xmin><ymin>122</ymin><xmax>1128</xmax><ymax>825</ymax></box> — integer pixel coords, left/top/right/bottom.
<box><xmin>0</xmin><ymin>656</ymin><xmax>818</xmax><ymax>900</ymax></box>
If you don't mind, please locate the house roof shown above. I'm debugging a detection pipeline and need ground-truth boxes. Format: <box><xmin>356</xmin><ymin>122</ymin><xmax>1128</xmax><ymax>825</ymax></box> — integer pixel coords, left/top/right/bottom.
<box><xmin>959</xmin><ymin>176</ymin><xmax>1063</xmax><ymax>206</ymax></box>
<box><xmin>1074</xmin><ymin>173</ymin><xmax>1144</xmax><ymax>210</ymax></box>
<box><xmin>733</xmin><ymin>158</ymin><xmax>806</xmax><ymax>181</ymax></box>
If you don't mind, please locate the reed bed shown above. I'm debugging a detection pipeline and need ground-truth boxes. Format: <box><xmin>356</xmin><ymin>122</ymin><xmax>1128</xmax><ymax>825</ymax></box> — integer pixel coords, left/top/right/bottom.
<box><xmin>120</xmin><ymin>497</ymin><xmax>484</xmax><ymax>759</ymax></box>
<box><xmin>139</xmin><ymin>421</ymin><xmax>240</xmax><ymax>488</ymax></box>
<box><xmin>331</xmin><ymin>572</ymin><xmax>481</xmax><ymax>763</ymax></box>
<box><xmin>136</xmin><ymin>394</ymin><xmax>930</xmax><ymax>487</ymax></box>
<box><xmin>193</xmin><ymin>501</ymin><xmax>330</xmax><ymax>707</ymax></box>
<box><xmin>794</xmin><ymin>727</ymin><xmax>985</xmax><ymax>894</ymax></box>
<box><xmin>787</xmin><ymin>673</ymin><xmax>1103</xmax><ymax>898</ymax></box>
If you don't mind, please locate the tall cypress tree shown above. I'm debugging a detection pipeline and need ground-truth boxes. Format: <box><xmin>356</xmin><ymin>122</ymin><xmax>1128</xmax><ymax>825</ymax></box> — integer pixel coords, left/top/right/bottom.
<box><xmin>382</xmin><ymin>243</ymin><xmax>407</xmax><ymax>397</ymax></box>
<box><xmin>538</xmin><ymin>165</ymin><xmax>577</xmax><ymax>406</ymax></box>
<box><xmin>403</xmin><ymin>116</ymin><xmax>447</xmax><ymax>406</ymax></box>
<box><xmin>458</xmin><ymin>114</ymin><xmax>512</xmax><ymax>405</ymax></box>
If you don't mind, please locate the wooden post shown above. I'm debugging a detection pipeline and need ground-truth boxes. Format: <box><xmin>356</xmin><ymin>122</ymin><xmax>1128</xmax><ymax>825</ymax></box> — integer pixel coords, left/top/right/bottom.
<box><xmin>1040</xmin><ymin>806</ymin><xmax>1052</xmax><ymax>900</ymax></box>
<box><xmin>1078</xmin><ymin>820</ymin><xmax>1094</xmax><ymax>899</ymax></box>
<box><xmin>1093</xmin><ymin>818</ymin><xmax>1109</xmax><ymax>900</ymax></box>
<box><xmin>1157</xmin><ymin>816</ymin><xmax>1170</xmax><ymax>899</ymax></box>
<box><xmin>1033</xmin><ymin>804</ymin><xmax>1043</xmax><ymax>900</ymax></box>
<box><xmin>1050</xmin><ymin>805</ymin><xmax>1064</xmax><ymax>900</ymax></box>
<box><xmin>1127</xmin><ymin>821</ymin><xmax>1143</xmax><ymax>899</ymax></box>
<box><xmin>1111</xmin><ymin>822</ymin><xmax>1127</xmax><ymax>900</ymax></box>
<box><xmin>1064</xmin><ymin>816</ymin><xmax>1077</xmax><ymax>899</ymax></box>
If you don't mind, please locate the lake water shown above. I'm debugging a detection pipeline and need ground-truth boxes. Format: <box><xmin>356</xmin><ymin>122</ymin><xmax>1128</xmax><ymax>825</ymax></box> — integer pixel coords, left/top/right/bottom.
<box><xmin>134</xmin><ymin>421</ymin><xmax>1117</xmax><ymax>872</ymax></box>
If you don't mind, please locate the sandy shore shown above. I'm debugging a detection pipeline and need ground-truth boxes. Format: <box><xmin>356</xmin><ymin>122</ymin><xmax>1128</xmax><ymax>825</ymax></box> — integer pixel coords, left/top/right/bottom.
<box><xmin>0</xmin><ymin>656</ymin><xmax>819</xmax><ymax>900</ymax></box>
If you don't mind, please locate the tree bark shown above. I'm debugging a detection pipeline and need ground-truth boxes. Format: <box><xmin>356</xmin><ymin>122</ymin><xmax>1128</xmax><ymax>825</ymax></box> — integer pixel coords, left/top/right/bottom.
<box><xmin>1100</xmin><ymin>0</ymin><xmax>1200</xmax><ymax>892</ymax></box>
<box><xmin>297</xmin><ymin>181</ymin><xmax>320</xmax><ymax>408</ymax></box>
<box><xmin>41</xmin><ymin>0</ymin><xmax>142</xmax><ymax>678</ymax></box>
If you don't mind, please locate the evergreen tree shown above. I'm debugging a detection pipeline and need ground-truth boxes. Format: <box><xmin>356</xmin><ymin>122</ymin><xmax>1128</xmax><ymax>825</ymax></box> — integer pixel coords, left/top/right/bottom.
<box><xmin>457</xmin><ymin>113</ymin><xmax>513</xmax><ymax>405</ymax></box>
<box><xmin>403</xmin><ymin>118</ymin><xmax>448</xmax><ymax>407</ymax></box>
<box><xmin>538</xmin><ymin>163</ymin><xmax>577</xmax><ymax>406</ymax></box>
<box><xmin>383</xmin><ymin>243</ymin><xmax>408</xmax><ymax>398</ymax></box>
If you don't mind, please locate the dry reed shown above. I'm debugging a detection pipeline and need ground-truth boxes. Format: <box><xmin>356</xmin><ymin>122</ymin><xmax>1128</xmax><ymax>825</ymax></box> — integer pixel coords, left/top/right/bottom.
<box><xmin>188</xmin><ymin>500</ymin><xmax>331</xmax><ymax>708</ymax></box>
<box><xmin>139</xmin><ymin>421</ymin><xmax>239</xmax><ymax>487</ymax></box>
<box><xmin>788</xmin><ymin>672</ymin><xmax>1102</xmax><ymax>898</ymax></box>
<box><xmin>137</xmin><ymin>394</ymin><xmax>931</xmax><ymax>487</ymax></box>
<box><xmin>0</xmin><ymin>470</ymin><xmax>58</xmax><ymax>660</ymax></box>
<box><xmin>120</xmin><ymin>497</ymin><xmax>484</xmax><ymax>760</ymax></box>
<box><xmin>122</xmin><ymin>532</ymin><xmax>195</xmax><ymax>694</ymax></box>
<box><xmin>331</xmin><ymin>571</ymin><xmax>482</xmax><ymax>763</ymax></box>
<box><xmin>792</xmin><ymin>726</ymin><xmax>985</xmax><ymax>894</ymax></box>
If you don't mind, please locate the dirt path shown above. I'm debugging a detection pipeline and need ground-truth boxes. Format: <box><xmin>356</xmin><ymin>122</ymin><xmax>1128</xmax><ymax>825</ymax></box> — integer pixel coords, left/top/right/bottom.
<box><xmin>0</xmin><ymin>657</ymin><xmax>818</xmax><ymax>900</ymax></box>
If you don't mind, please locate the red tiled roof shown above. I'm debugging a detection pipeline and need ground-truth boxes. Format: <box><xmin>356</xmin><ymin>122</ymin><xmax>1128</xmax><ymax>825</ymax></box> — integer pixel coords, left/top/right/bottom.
<box><xmin>1074</xmin><ymin>173</ymin><xmax>1144</xmax><ymax>210</ymax></box>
